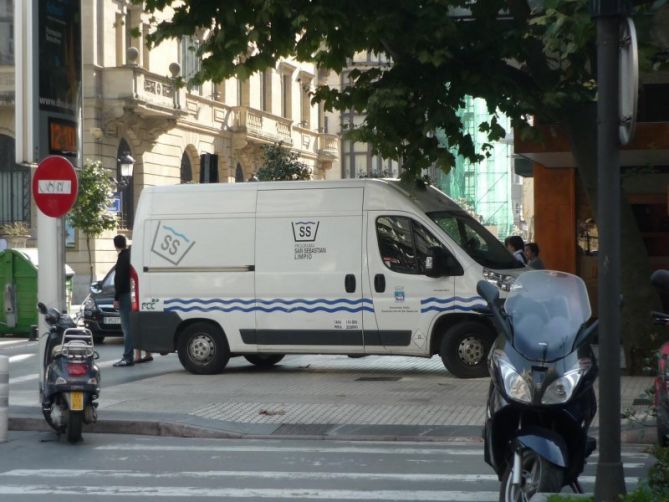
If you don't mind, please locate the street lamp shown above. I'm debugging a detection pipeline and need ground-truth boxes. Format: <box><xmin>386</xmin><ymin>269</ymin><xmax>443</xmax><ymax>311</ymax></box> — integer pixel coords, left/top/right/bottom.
<box><xmin>117</xmin><ymin>153</ymin><xmax>135</xmax><ymax>189</ymax></box>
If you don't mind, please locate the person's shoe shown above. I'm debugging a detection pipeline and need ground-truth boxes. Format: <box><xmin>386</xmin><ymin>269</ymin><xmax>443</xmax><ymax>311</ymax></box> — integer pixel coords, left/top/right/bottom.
<box><xmin>136</xmin><ymin>355</ymin><xmax>154</xmax><ymax>363</ymax></box>
<box><xmin>113</xmin><ymin>359</ymin><xmax>134</xmax><ymax>367</ymax></box>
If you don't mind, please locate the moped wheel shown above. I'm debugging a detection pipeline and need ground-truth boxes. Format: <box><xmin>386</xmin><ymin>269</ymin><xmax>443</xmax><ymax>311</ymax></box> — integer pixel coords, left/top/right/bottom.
<box><xmin>499</xmin><ymin>449</ymin><xmax>563</xmax><ymax>502</ymax></box>
<box><xmin>66</xmin><ymin>411</ymin><xmax>83</xmax><ymax>444</ymax></box>
<box><xmin>244</xmin><ymin>354</ymin><xmax>285</xmax><ymax>368</ymax></box>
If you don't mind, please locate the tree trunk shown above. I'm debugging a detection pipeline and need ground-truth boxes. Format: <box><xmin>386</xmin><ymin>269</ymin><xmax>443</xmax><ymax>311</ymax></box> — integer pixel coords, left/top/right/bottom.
<box><xmin>563</xmin><ymin>104</ymin><xmax>662</xmax><ymax>374</ymax></box>
<box><xmin>86</xmin><ymin>234</ymin><xmax>93</xmax><ymax>286</ymax></box>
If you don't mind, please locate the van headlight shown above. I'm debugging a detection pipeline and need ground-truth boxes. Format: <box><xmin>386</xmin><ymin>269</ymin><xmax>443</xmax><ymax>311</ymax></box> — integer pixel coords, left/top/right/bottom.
<box><xmin>494</xmin><ymin>351</ymin><xmax>532</xmax><ymax>403</ymax></box>
<box><xmin>483</xmin><ymin>269</ymin><xmax>516</xmax><ymax>292</ymax></box>
<box><xmin>542</xmin><ymin>369</ymin><xmax>583</xmax><ymax>405</ymax></box>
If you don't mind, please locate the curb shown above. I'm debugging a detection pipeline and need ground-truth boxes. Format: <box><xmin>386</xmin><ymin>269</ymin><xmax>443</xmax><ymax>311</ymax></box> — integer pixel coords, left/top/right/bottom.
<box><xmin>9</xmin><ymin>415</ymin><xmax>656</xmax><ymax>445</ymax></box>
<box><xmin>8</xmin><ymin>416</ymin><xmax>485</xmax><ymax>443</ymax></box>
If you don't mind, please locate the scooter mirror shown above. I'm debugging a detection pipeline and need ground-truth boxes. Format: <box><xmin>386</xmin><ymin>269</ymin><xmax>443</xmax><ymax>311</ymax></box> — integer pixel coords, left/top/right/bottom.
<box><xmin>37</xmin><ymin>302</ymin><xmax>47</xmax><ymax>314</ymax></box>
<box><xmin>476</xmin><ymin>280</ymin><xmax>500</xmax><ymax>306</ymax></box>
<box><xmin>94</xmin><ymin>351</ymin><xmax>100</xmax><ymax>360</ymax></box>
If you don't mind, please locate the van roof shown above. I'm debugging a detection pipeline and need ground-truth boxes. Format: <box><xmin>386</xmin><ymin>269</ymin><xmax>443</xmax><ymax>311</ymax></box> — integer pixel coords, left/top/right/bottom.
<box><xmin>144</xmin><ymin>178</ymin><xmax>464</xmax><ymax>214</ymax></box>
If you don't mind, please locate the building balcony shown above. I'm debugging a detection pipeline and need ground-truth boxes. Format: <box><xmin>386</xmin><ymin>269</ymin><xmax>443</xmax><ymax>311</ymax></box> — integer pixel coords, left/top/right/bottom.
<box><xmin>231</xmin><ymin>106</ymin><xmax>293</xmax><ymax>145</ymax></box>
<box><xmin>102</xmin><ymin>66</ymin><xmax>186</xmax><ymax>119</ymax></box>
<box><xmin>317</xmin><ymin>133</ymin><xmax>339</xmax><ymax>159</ymax></box>
<box><xmin>0</xmin><ymin>65</ymin><xmax>14</xmax><ymax>108</ymax></box>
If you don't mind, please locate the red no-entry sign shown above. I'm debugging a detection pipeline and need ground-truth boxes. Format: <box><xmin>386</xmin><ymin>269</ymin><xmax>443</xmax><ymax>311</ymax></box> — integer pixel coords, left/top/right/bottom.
<box><xmin>32</xmin><ymin>156</ymin><xmax>78</xmax><ymax>218</ymax></box>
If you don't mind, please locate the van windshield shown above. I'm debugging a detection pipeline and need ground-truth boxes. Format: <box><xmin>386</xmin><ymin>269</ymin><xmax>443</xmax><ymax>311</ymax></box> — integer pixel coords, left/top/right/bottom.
<box><xmin>428</xmin><ymin>211</ymin><xmax>523</xmax><ymax>270</ymax></box>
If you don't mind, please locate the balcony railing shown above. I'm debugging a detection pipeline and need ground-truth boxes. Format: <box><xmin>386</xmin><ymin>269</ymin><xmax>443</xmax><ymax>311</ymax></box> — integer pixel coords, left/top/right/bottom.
<box><xmin>232</xmin><ymin>106</ymin><xmax>293</xmax><ymax>145</ymax></box>
<box><xmin>0</xmin><ymin>66</ymin><xmax>14</xmax><ymax>106</ymax></box>
<box><xmin>318</xmin><ymin>134</ymin><xmax>339</xmax><ymax>158</ymax></box>
<box><xmin>103</xmin><ymin>66</ymin><xmax>182</xmax><ymax>118</ymax></box>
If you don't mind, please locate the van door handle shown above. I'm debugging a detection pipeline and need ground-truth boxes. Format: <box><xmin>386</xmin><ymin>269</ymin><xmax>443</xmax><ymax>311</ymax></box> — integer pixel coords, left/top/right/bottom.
<box><xmin>374</xmin><ymin>274</ymin><xmax>386</xmax><ymax>293</ymax></box>
<box><xmin>345</xmin><ymin>274</ymin><xmax>356</xmax><ymax>293</ymax></box>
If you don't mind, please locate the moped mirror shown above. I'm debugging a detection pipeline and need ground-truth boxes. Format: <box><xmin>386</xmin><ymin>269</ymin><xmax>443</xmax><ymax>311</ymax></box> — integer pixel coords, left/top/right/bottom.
<box><xmin>94</xmin><ymin>351</ymin><xmax>100</xmax><ymax>360</ymax></box>
<box><xmin>37</xmin><ymin>302</ymin><xmax>47</xmax><ymax>314</ymax></box>
<box><xmin>90</xmin><ymin>281</ymin><xmax>102</xmax><ymax>294</ymax></box>
<box><xmin>476</xmin><ymin>280</ymin><xmax>500</xmax><ymax>306</ymax></box>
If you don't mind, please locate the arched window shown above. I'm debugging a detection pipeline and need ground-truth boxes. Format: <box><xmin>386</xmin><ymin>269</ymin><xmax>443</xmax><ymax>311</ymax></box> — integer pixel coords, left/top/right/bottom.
<box><xmin>180</xmin><ymin>152</ymin><xmax>192</xmax><ymax>183</ymax></box>
<box><xmin>116</xmin><ymin>139</ymin><xmax>134</xmax><ymax>229</ymax></box>
<box><xmin>235</xmin><ymin>163</ymin><xmax>244</xmax><ymax>183</ymax></box>
<box><xmin>0</xmin><ymin>135</ymin><xmax>30</xmax><ymax>224</ymax></box>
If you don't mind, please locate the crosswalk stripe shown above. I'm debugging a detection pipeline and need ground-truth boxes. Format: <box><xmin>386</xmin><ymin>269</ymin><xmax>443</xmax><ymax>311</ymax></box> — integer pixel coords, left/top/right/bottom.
<box><xmin>96</xmin><ymin>444</ymin><xmax>651</xmax><ymax>459</ymax></box>
<box><xmin>8</xmin><ymin>358</ymin><xmax>119</xmax><ymax>385</ymax></box>
<box><xmin>0</xmin><ymin>469</ymin><xmax>641</xmax><ymax>485</ymax></box>
<box><xmin>8</xmin><ymin>373</ymin><xmax>38</xmax><ymax>385</ymax></box>
<box><xmin>96</xmin><ymin>444</ymin><xmax>484</xmax><ymax>455</ymax></box>
<box><xmin>8</xmin><ymin>354</ymin><xmax>34</xmax><ymax>363</ymax></box>
<box><xmin>0</xmin><ymin>340</ymin><xmax>29</xmax><ymax>347</ymax></box>
<box><xmin>0</xmin><ymin>485</ymin><xmax>500</xmax><ymax>500</ymax></box>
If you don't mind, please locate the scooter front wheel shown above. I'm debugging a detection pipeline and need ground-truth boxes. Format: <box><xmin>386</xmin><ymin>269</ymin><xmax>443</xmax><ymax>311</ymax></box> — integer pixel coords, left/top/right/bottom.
<box><xmin>66</xmin><ymin>411</ymin><xmax>83</xmax><ymax>444</ymax></box>
<box><xmin>500</xmin><ymin>449</ymin><xmax>563</xmax><ymax>502</ymax></box>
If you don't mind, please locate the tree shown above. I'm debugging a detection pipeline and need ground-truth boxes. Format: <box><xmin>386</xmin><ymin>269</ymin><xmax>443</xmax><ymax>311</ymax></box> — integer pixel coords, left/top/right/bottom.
<box><xmin>257</xmin><ymin>142</ymin><xmax>312</xmax><ymax>181</ymax></box>
<box><xmin>139</xmin><ymin>0</ymin><xmax>669</xmax><ymax>371</ymax></box>
<box><xmin>68</xmin><ymin>159</ymin><xmax>117</xmax><ymax>284</ymax></box>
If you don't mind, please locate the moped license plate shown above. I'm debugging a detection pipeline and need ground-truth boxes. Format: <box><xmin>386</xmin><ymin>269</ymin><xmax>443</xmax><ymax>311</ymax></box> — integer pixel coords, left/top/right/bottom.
<box><xmin>70</xmin><ymin>391</ymin><xmax>84</xmax><ymax>411</ymax></box>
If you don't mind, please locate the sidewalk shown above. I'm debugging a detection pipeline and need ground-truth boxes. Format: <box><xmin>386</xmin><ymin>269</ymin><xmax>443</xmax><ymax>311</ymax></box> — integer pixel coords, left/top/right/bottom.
<box><xmin>9</xmin><ymin>354</ymin><xmax>657</xmax><ymax>442</ymax></box>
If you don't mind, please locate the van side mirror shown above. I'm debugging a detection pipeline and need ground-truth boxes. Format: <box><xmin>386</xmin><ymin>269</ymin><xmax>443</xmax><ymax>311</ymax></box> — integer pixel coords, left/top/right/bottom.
<box><xmin>90</xmin><ymin>281</ymin><xmax>102</xmax><ymax>294</ymax></box>
<box><xmin>425</xmin><ymin>247</ymin><xmax>463</xmax><ymax>278</ymax></box>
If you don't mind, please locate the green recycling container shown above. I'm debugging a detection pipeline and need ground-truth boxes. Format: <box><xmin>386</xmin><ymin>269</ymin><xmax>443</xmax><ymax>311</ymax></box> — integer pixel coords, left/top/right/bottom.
<box><xmin>0</xmin><ymin>248</ymin><xmax>74</xmax><ymax>336</ymax></box>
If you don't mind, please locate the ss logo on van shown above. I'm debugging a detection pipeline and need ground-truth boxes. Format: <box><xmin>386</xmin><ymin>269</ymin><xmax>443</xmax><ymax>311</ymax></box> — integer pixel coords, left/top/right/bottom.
<box><xmin>292</xmin><ymin>221</ymin><xmax>320</xmax><ymax>242</ymax></box>
<box><xmin>151</xmin><ymin>221</ymin><xmax>196</xmax><ymax>265</ymax></box>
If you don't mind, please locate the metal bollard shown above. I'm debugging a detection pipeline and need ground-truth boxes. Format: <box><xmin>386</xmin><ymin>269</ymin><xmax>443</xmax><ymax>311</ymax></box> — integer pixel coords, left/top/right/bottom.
<box><xmin>0</xmin><ymin>355</ymin><xmax>8</xmax><ymax>442</ymax></box>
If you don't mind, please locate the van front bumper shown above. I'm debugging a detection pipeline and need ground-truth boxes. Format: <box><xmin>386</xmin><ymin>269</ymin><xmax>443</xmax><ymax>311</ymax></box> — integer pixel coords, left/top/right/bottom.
<box><xmin>130</xmin><ymin>311</ymin><xmax>182</xmax><ymax>353</ymax></box>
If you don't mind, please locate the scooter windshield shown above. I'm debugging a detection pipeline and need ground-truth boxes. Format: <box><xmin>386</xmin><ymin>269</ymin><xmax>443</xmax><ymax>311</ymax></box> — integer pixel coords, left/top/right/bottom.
<box><xmin>504</xmin><ymin>270</ymin><xmax>592</xmax><ymax>361</ymax></box>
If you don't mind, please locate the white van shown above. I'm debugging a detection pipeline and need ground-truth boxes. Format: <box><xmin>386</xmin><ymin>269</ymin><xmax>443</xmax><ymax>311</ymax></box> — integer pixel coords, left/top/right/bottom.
<box><xmin>129</xmin><ymin>179</ymin><xmax>524</xmax><ymax>378</ymax></box>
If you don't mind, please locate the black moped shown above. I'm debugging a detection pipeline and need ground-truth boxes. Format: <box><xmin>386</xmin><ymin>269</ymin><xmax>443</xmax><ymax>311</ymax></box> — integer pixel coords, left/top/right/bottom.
<box><xmin>477</xmin><ymin>270</ymin><xmax>599</xmax><ymax>501</ymax></box>
<box><xmin>38</xmin><ymin>302</ymin><xmax>101</xmax><ymax>443</ymax></box>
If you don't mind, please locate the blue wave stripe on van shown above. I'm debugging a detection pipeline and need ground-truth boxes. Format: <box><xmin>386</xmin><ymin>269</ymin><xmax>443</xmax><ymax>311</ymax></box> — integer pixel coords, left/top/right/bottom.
<box><xmin>421</xmin><ymin>304</ymin><xmax>488</xmax><ymax>314</ymax></box>
<box><xmin>164</xmin><ymin>298</ymin><xmax>256</xmax><ymax>306</ymax></box>
<box><xmin>420</xmin><ymin>296</ymin><xmax>484</xmax><ymax>305</ymax></box>
<box><xmin>165</xmin><ymin>297</ymin><xmax>373</xmax><ymax>306</ymax></box>
<box><xmin>165</xmin><ymin>305</ymin><xmax>375</xmax><ymax>314</ymax></box>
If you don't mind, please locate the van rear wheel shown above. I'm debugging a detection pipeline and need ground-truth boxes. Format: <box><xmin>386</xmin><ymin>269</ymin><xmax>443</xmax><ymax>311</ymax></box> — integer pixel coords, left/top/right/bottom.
<box><xmin>177</xmin><ymin>322</ymin><xmax>230</xmax><ymax>375</ymax></box>
<box><xmin>245</xmin><ymin>354</ymin><xmax>285</xmax><ymax>368</ymax></box>
<box><xmin>440</xmin><ymin>321</ymin><xmax>494</xmax><ymax>378</ymax></box>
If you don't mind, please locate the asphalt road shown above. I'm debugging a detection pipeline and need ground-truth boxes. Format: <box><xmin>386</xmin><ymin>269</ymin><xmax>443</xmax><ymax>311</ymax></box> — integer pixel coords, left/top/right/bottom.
<box><xmin>0</xmin><ymin>431</ymin><xmax>654</xmax><ymax>501</ymax></box>
<box><xmin>2</xmin><ymin>335</ymin><xmax>184</xmax><ymax>405</ymax></box>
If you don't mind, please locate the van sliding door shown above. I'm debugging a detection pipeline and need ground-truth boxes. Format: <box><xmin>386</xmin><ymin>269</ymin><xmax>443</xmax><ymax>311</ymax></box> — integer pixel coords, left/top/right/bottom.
<box><xmin>253</xmin><ymin>188</ymin><xmax>365</xmax><ymax>353</ymax></box>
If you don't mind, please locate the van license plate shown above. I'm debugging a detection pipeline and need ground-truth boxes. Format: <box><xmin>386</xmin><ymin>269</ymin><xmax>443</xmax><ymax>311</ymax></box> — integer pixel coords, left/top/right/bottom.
<box><xmin>104</xmin><ymin>317</ymin><xmax>121</xmax><ymax>325</ymax></box>
<box><xmin>70</xmin><ymin>391</ymin><xmax>84</xmax><ymax>411</ymax></box>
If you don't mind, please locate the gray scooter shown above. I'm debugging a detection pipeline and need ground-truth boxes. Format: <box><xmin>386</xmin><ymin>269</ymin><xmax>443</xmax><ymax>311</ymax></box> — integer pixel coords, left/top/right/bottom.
<box><xmin>38</xmin><ymin>302</ymin><xmax>101</xmax><ymax>443</ymax></box>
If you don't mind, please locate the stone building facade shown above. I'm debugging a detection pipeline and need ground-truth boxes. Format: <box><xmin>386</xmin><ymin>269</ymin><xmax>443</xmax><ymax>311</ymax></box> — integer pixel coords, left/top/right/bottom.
<box><xmin>1</xmin><ymin>0</ymin><xmax>339</xmax><ymax>301</ymax></box>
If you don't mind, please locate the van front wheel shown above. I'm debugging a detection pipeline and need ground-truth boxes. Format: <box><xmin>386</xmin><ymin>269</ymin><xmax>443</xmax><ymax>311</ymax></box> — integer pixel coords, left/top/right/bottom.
<box><xmin>439</xmin><ymin>321</ymin><xmax>494</xmax><ymax>378</ymax></box>
<box><xmin>178</xmin><ymin>322</ymin><xmax>230</xmax><ymax>375</ymax></box>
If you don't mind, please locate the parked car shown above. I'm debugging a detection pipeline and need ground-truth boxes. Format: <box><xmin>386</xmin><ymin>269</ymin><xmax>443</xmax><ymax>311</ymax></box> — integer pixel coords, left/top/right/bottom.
<box><xmin>81</xmin><ymin>267</ymin><xmax>122</xmax><ymax>343</ymax></box>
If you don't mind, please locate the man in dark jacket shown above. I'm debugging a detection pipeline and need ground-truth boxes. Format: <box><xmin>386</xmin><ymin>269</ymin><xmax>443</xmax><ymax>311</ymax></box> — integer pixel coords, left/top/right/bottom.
<box><xmin>112</xmin><ymin>235</ymin><xmax>133</xmax><ymax>366</ymax></box>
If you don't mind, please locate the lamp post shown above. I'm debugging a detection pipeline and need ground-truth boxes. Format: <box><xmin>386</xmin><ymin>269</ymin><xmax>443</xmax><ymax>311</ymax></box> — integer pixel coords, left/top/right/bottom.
<box><xmin>117</xmin><ymin>153</ymin><xmax>135</xmax><ymax>227</ymax></box>
<box><xmin>591</xmin><ymin>0</ymin><xmax>635</xmax><ymax>499</ymax></box>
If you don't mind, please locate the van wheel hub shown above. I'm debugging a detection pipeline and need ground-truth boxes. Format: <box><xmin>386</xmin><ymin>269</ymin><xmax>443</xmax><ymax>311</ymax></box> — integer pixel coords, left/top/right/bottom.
<box><xmin>189</xmin><ymin>334</ymin><xmax>215</xmax><ymax>364</ymax></box>
<box><xmin>458</xmin><ymin>336</ymin><xmax>484</xmax><ymax>366</ymax></box>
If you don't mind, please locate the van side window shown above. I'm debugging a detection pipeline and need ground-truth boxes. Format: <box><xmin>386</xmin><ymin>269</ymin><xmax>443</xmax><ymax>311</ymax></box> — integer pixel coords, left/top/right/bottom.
<box><xmin>376</xmin><ymin>216</ymin><xmax>419</xmax><ymax>274</ymax></box>
<box><xmin>412</xmin><ymin>221</ymin><xmax>444</xmax><ymax>274</ymax></box>
<box><xmin>376</xmin><ymin>216</ymin><xmax>450</xmax><ymax>275</ymax></box>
